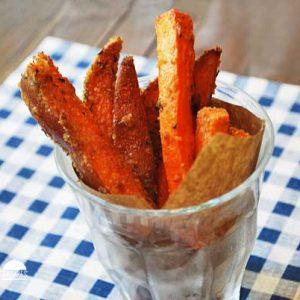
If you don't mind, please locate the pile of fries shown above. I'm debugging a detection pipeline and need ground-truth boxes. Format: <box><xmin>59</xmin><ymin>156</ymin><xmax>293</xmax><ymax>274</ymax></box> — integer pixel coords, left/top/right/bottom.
<box><xmin>20</xmin><ymin>9</ymin><xmax>253</xmax><ymax>209</ymax></box>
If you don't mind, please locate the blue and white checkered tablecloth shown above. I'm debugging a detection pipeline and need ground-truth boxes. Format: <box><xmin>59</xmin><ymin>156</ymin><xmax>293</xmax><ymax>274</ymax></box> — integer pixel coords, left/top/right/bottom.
<box><xmin>0</xmin><ymin>36</ymin><xmax>299</xmax><ymax>300</ymax></box>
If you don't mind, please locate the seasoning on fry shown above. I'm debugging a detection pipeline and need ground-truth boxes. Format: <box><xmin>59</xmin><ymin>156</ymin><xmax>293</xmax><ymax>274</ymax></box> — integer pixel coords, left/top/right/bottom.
<box><xmin>84</xmin><ymin>36</ymin><xmax>122</xmax><ymax>138</ymax></box>
<box><xmin>20</xmin><ymin>53</ymin><xmax>148</xmax><ymax>201</ymax></box>
<box><xmin>113</xmin><ymin>56</ymin><xmax>156</xmax><ymax>204</ymax></box>
<box><xmin>193</xmin><ymin>48</ymin><xmax>222</xmax><ymax>110</ymax></box>
<box><xmin>156</xmin><ymin>8</ymin><xmax>195</xmax><ymax>193</ymax></box>
<box><xmin>141</xmin><ymin>78</ymin><xmax>161</xmax><ymax>161</ymax></box>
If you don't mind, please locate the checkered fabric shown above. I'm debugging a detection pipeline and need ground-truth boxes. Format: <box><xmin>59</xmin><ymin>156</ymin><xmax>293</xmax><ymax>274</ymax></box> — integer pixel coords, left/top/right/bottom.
<box><xmin>0</xmin><ymin>37</ymin><xmax>299</xmax><ymax>299</ymax></box>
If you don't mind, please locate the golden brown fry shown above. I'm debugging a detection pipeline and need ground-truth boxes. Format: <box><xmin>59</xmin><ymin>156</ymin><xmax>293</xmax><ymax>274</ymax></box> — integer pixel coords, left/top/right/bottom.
<box><xmin>141</xmin><ymin>78</ymin><xmax>166</xmax><ymax>205</ymax></box>
<box><xmin>193</xmin><ymin>48</ymin><xmax>222</xmax><ymax>109</ymax></box>
<box><xmin>141</xmin><ymin>78</ymin><xmax>161</xmax><ymax>204</ymax></box>
<box><xmin>156</xmin><ymin>8</ymin><xmax>195</xmax><ymax>193</ymax></box>
<box><xmin>140</xmin><ymin>78</ymin><xmax>161</xmax><ymax>162</ymax></box>
<box><xmin>113</xmin><ymin>56</ymin><xmax>156</xmax><ymax>203</ymax></box>
<box><xmin>20</xmin><ymin>53</ymin><xmax>149</xmax><ymax>200</ymax></box>
<box><xmin>84</xmin><ymin>36</ymin><xmax>122</xmax><ymax>137</ymax></box>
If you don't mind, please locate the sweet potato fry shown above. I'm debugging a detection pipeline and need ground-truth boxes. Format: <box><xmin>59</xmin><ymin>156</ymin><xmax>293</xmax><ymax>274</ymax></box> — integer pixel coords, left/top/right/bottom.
<box><xmin>193</xmin><ymin>48</ymin><xmax>222</xmax><ymax>109</ymax></box>
<box><xmin>20</xmin><ymin>53</ymin><xmax>148</xmax><ymax>201</ymax></box>
<box><xmin>157</xmin><ymin>162</ymin><xmax>169</xmax><ymax>208</ymax></box>
<box><xmin>229</xmin><ymin>126</ymin><xmax>250</xmax><ymax>138</ymax></box>
<box><xmin>155</xmin><ymin>8</ymin><xmax>195</xmax><ymax>193</ymax></box>
<box><xmin>113</xmin><ymin>56</ymin><xmax>156</xmax><ymax>202</ymax></box>
<box><xmin>140</xmin><ymin>78</ymin><xmax>161</xmax><ymax>162</ymax></box>
<box><xmin>196</xmin><ymin>107</ymin><xmax>229</xmax><ymax>153</ymax></box>
<box><xmin>84</xmin><ymin>36</ymin><xmax>122</xmax><ymax>138</ymax></box>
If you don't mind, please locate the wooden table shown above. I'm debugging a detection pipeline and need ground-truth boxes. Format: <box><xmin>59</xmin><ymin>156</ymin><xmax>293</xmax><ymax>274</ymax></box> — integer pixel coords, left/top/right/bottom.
<box><xmin>1</xmin><ymin>0</ymin><xmax>299</xmax><ymax>85</ymax></box>
<box><xmin>0</xmin><ymin>0</ymin><xmax>207</xmax><ymax>83</ymax></box>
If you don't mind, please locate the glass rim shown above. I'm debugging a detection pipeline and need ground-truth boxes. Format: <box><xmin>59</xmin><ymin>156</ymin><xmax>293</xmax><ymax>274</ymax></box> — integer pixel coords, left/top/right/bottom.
<box><xmin>54</xmin><ymin>80</ymin><xmax>274</xmax><ymax>217</ymax></box>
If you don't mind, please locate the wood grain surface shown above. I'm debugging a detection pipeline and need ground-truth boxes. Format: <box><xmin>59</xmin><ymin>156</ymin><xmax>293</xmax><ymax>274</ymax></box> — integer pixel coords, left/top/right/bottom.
<box><xmin>0</xmin><ymin>0</ymin><xmax>299</xmax><ymax>84</ymax></box>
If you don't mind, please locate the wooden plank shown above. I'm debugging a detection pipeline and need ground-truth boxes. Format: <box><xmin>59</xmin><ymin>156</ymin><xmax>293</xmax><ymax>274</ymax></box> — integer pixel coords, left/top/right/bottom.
<box><xmin>1</xmin><ymin>0</ymin><xmax>298</xmax><ymax>85</ymax></box>
<box><xmin>49</xmin><ymin>0</ymin><xmax>132</xmax><ymax>47</ymax></box>
<box><xmin>0</xmin><ymin>0</ymin><xmax>64</xmax><ymax>83</ymax></box>
<box><xmin>0</xmin><ymin>0</ymin><xmax>133</xmax><ymax>83</ymax></box>
<box><xmin>0</xmin><ymin>0</ymin><xmax>208</xmax><ymax>83</ymax></box>
<box><xmin>111</xmin><ymin>0</ymin><xmax>173</xmax><ymax>56</ymax></box>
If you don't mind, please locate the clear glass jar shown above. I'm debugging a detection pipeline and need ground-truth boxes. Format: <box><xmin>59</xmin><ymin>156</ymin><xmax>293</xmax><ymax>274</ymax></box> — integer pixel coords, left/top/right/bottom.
<box><xmin>55</xmin><ymin>80</ymin><xmax>274</xmax><ymax>300</ymax></box>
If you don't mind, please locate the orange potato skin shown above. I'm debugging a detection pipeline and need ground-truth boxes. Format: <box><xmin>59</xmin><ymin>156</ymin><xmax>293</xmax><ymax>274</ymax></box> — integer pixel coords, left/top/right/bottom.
<box><xmin>193</xmin><ymin>48</ymin><xmax>222</xmax><ymax>109</ymax></box>
<box><xmin>196</xmin><ymin>107</ymin><xmax>230</xmax><ymax>153</ymax></box>
<box><xmin>113</xmin><ymin>56</ymin><xmax>156</xmax><ymax>204</ymax></box>
<box><xmin>156</xmin><ymin>8</ymin><xmax>195</xmax><ymax>193</ymax></box>
<box><xmin>229</xmin><ymin>126</ymin><xmax>250</xmax><ymax>138</ymax></box>
<box><xmin>20</xmin><ymin>53</ymin><xmax>148</xmax><ymax>199</ymax></box>
<box><xmin>84</xmin><ymin>37</ymin><xmax>122</xmax><ymax>138</ymax></box>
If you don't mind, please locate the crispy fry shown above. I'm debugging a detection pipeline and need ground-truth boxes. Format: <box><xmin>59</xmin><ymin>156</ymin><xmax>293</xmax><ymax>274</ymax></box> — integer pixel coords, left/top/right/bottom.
<box><xmin>141</xmin><ymin>78</ymin><xmax>161</xmax><ymax>204</ymax></box>
<box><xmin>113</xmin><ymin>56</ymin><xmax>156</xmax><ymax>203</ymax></box>
<box><xmin>196</xmin><ymin>107</ymin><xmax>229</xmax><ymax>153</ymax></box>
<box><xmin>20</xmin><ymin>53</ymin><xmax>149</xmax><ymax>201</ymax></box>
<box><xmin>229</xmin><ymin>126</ymin><xmax>250</xmax><ymax>138</ymax></box>
<box><xmin>157</xmin><ymin>162</ymin><xmax>169</xmax><ymax>208</ymax></box>
<box><xmin>84</xmin><ymin>36</ymin><xmax>122</xmax><ymax>138</ymax></box>
<box><xmin>156</xmin><ymin>8</ymin><xmax>195</xmax><ymax>193</ymax></box>
<box><xmin>193</xmin><ymin>48</ymin><xmax>222</xmax><ymax>109</ymax></box>
<box><xmin>140</xmin><ymin>78</ymin><xmax>161</xmax><ymax>161</ymax></box>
